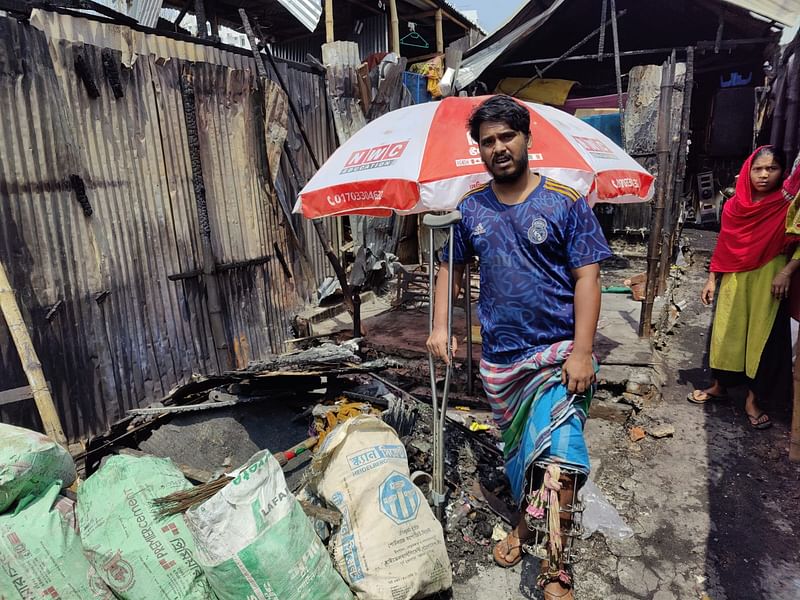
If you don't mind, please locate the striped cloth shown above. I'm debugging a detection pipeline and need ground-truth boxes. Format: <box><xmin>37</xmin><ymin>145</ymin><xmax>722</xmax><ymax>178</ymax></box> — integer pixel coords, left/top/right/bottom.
<box><xmin>480</xmin><ymin>341</ymin><xmax>595</xmax><ymax>504</ymax></box>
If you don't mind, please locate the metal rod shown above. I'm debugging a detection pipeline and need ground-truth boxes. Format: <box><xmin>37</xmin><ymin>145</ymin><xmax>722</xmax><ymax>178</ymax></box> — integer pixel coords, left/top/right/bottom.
<box><xmin>597</xmin><ymin>0</ymin><xmax>608</xmax><ymax>62</ymax></box>
<box><xmin>427</xmin><ymin>229</ymin><xmax>442</xmax><ymax>517</ymax></box>
<box><xmin>501</xmin><ymin>38</ymin><xmax>771</xmax><ymax>68</ymax></box>
<box><xmin>508</xmin><ymin>9</ymin><xmax>628</xmax><ymax>96</ymax></box>
<box><xmin>639</xmin><ymin>57</ymin><xmax>675</xmax><ymax>337</ymax></box>
<box><xmin>610</xmin><ymin>0</ymin><xmax>625</xmax><ymax>148</ymax></box>
<box><xmin>464</xmin><ymin>262</ymin><xmax>473</xmax><ymax>396</ymax></box>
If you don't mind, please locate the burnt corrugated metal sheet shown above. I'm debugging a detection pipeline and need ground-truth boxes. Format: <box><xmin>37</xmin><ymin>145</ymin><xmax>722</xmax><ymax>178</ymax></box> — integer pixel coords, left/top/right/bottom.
<box><xmin>273</xmin><ymin>13</ymin><xmax>389</xmax><ymax>64</ymax></box>
<box><xmin>0</xmin><ymin>13</ymin><xmax>338</xmax><ymax>440</ymax></box>
<box><xmin>271</xmin><ymin>60</ymin><xmax>344</xmax><ymax>295</ymax></box>
<box><xmin>353</xmin><ymin>14</ymin><xmax>388</xmax><ymax>59</ymax></box>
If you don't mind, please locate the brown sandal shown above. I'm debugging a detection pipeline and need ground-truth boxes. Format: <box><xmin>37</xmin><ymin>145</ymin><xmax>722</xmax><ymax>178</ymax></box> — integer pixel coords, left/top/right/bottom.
<box><xmin>493</xmin><ymin>530</ymin><xmax>523</xmax><ymax>568</ymax></box>
<box><xmin>539</xmin><ymin>561</ymin><xmax>574</xmax><ymax>600</ymax></box>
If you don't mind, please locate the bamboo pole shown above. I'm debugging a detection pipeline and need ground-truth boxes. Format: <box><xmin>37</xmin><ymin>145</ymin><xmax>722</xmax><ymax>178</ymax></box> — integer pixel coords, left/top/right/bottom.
<box><xmin>639</xmin><ymin>57</ymin><xmax>675</xmax><ymax>337</ymax></box>
<box><xmin>325</xmin><ymin>0</ymin><xmax>334</xmax><ymax>43</ymax></box>
<box><xmin>389</xmin><ymin>0</ymin><xmax>400</xmax><ymax>55</ymax></box>
<box><xmin>435</xmin><ymin>9</ymin><xmax>444</xmax><ymax>54</ymax></box>
<box><xmin>0</xmin><ymin>260</ymin><xmax>66</xmax><ymax>445</ymax></box>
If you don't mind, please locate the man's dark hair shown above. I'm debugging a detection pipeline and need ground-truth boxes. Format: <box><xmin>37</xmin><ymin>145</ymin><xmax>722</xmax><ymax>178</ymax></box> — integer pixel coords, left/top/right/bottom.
<box><xmin>468</xmin><ymin>95</ymin><xmax>530</xmax><ymax>143</ymax></box>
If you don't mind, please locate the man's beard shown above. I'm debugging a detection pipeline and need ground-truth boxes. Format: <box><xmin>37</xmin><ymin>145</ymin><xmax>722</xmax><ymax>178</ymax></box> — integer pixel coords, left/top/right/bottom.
<box><xmin>487</xmin><ymin>152</ymin><xmax>529</xmax><ymax>184</ymax></box>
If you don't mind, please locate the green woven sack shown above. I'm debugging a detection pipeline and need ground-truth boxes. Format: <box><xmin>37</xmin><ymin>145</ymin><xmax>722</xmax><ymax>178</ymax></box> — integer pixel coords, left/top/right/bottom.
<box><xmin>185</xmin><ymin>450</ymin><xmax>353</xmax><ymax>600</ymax></box>
<box><xmin>0</xmin><ymin>423</ymin><xmax>76</xmax><ymax>513</ymax></box>
<box><xmin>0</xmin><ymin>481</ymin><xmax>113</xmax><ymax>598</ymax></box>
<box><xmin>77</xmin><ymin>454</ymin><xmax>216</xmax><ymax>600</ymax></box>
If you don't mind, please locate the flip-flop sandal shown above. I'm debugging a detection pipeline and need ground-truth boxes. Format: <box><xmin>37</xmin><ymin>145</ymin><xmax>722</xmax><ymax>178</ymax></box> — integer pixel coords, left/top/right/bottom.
<box><xmin>747</xmin><ymin>412</ymin><xmax>772</xmax><ymax>430</ymax></box>
<box><xmin>687</xmin><ymin>389</ymin><xmax>727</xmax><ymax>404</ymax></box>
<box><xmin>493</xmin><ymin>530</ymin><xmax>523</xmax><ymax>568</ymax></box>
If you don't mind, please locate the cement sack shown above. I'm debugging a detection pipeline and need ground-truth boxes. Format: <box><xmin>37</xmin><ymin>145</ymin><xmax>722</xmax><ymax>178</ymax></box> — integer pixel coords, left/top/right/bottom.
<box><xmin>77</xmin><ymin>454</ymin><xmax>216</xmax><ymax>600</ymax></box>
<box><xmin>0</xmin><ymin>481</ymin><xmax>114</xmax><ymax>599</ymax></box>
<box><xmin>185</xmin><ymin>449</ymin><xmax>353</xmax><ymax>600</ymax></box>
<box><xmin>309</xmin><ymin>415</ymin><xmax>452</xmax><ymax>599</ymax></box>
<box><xmin>0</xmin><ymin>423</ymin><xmax>76</xmax><ymax>513</ymax></box>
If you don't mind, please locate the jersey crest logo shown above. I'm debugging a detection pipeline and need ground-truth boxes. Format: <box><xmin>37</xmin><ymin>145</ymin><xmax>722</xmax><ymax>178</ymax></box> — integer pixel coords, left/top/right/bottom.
<box><xmin>528</xmin><ymin>217</ymin><xmax>548</xmax><ymax>244</ymax></box>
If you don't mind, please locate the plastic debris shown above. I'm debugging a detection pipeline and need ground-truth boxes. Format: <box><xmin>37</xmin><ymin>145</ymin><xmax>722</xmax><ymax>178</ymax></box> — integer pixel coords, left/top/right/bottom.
<box><xmin>579</xmin><ymin>478</ymin><xmax>634</xmax><ymax>541</ymax></box>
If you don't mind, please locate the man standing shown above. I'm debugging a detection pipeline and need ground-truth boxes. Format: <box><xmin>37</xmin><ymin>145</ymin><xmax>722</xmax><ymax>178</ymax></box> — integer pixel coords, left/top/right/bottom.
<box><xmin>426</xmin><ymin>95</ymin><xmax>611</xmax><ymax>599</ymax></box>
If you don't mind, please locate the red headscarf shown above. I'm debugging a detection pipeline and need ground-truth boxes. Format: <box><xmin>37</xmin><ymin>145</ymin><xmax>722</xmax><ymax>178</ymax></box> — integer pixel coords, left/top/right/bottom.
<box><xmin>710</xmin><ymin>147</ymin><xmax>794</xmax><ymax>273</ymax></box>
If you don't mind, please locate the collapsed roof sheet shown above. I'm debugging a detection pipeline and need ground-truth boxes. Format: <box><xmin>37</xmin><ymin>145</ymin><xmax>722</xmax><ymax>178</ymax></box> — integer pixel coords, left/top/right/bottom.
<box><xmin>722</xmin><ymin>0</ymin><xmax>800</xmax><ymax>26</ymax></box>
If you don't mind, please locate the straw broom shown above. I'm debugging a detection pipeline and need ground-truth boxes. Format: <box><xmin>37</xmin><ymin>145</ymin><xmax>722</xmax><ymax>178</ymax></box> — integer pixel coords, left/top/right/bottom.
<box><xmin>152</xmin><ymin>436</ymin><xmax>318</xmax><ymax>516</ymax></box>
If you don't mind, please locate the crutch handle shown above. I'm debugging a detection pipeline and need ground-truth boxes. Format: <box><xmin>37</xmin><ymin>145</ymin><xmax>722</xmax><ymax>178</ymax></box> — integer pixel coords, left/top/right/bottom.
<box><xmin>422</xmin><ymin>211</ymin><xmax>462</xmax><ymax>229</ymax></box>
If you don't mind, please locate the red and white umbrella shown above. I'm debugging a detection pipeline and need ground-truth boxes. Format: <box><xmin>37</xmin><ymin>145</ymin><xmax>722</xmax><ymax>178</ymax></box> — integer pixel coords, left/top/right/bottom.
<box><xmin>294</xmin><ymin>96</ymin><xmax>654</xmax><ymax>218</ymax></box>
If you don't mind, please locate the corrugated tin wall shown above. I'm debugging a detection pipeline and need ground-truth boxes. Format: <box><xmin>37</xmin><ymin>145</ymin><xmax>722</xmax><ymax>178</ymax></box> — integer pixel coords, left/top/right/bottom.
<box><xmin>273</xmin><ymin>14</ymin><xmax>388</xmax><ymax>64</ymax></box>
<box><xmin>0</xmin><ymin>14</ymin><xmax>341</xmax><ymax>440</ymax></box>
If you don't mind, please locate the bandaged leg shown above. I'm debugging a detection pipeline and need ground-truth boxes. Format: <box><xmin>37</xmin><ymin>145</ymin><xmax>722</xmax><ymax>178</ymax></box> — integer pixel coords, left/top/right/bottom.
<box><xmin>521</xmin><ymin>461</ymin><xmax>584</xmax><ymax>596</ymax></box>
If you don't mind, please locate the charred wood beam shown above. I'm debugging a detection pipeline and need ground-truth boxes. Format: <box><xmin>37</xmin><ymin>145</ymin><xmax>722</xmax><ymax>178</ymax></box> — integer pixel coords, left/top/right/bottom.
<box><xmin>167</xmin><ymin>256</ymin><xmax>272</xmax><ymax>281</ymax></box>
<box><xmin>640</xmin><ymin>56</ymin><xmax>675</xmax><ymax>338</ymax></box>
<box><xmin>273</xmin><ymin>242</ymin><xmax>292</xmax><ymax>280</ymax></box>
<box><xmin>101</xmin><ymin>48</ymin><xmax>124</xmax><ymax>99</ymax></box>
<box><xmin>597</xmin><ymin>0</ymin><xmax>607</xmax><ymax>62</ymax></box>
<box><xmin>179</xmin><ymin>67</ymin><xmax>231</xmax><ymax>370</ymax></box>
<box><xmin>41</xmin><ymin>0</ymin><xmax>138</xmax><ymax>25</ymax></box>
<box><xmin>241</xmin><ymin>10</ymin><xmax>356</xmax><ymax>323</ymax></box>
<box><xmin>74</xmin><ymin>54</ymin><xmax>100</xmax><ymax>99</ymax></box>
<box><xmin>69</xmin><ymin>174</ymin><xmax>93</xmax><ymax>216</ymax></box>
<box><xmin>173</xmin><ymin>0</ymin><xmax>192</xmax><ymax>30</ymax></box>
<box><xmin>502</xmin><ymin>37</ymin><xmax>772</xmax><ymax>68</ymax></box>
<box><xmin>194</xmin><ymin>0</ymin><xmax>207</xmax><ymax>38</ymax></box>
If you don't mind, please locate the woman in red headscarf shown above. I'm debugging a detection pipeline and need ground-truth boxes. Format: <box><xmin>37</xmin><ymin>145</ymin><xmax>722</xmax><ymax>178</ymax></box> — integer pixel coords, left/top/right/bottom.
<box><xmin>688</xmin><ymin>146</ymin><xmax>800</xmax><ymax>429</ymax></box>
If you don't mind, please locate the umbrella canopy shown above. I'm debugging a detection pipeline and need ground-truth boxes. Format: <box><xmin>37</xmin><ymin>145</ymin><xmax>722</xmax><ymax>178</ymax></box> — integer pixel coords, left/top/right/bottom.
<box><xmin>294</xmin><ymin>96</ymin><xmax>654</xmax><ymax>218</ymax></box>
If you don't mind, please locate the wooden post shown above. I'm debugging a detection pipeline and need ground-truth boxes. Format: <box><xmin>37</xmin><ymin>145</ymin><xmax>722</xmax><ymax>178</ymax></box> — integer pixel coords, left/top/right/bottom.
<box><xmin>194</xmin><ymin>0</ymin><xmax>207</xmax><ymax>38</ymax></box>
<box><xmin>435</xmin><ymin>9</ymin><xmax>444</xmax><ymax>54</ymax></box>
<box><xmin>639</xmin><ymin>57</ymin><xmax>674</xmax><ymax>337</ymax></box>
<box><xmin>325</xmin><ymin>0</ymin><xmax>334</xmax><ymax>43</ymax></box>
<box><xmin>389</xmin><ymin>0</ymin><xmax>400</xmax><ymax>55</ymax></box>
<box><xmin>792</xmin><ymin>346</ymin><xmax>800</xmax><ymax>461</ymax></box>
<box><xmin>179</xmin><ymin>68</ymin><xmax>231</xmax><ymax>371</ymax></box>
<box><xmin>660</xmin><ymin>47</ymin><xmax>694</xmax><ymax>287</ymax></box>
<box><xmin>0</xmin><ymin>260</ymin><xmax>66</xmax><ymax>445</ymax></box>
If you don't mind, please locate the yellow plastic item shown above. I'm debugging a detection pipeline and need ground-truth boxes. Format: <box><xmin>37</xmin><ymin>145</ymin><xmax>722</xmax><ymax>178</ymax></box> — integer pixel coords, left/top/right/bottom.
<box><xmin>494</xmin><ymin>78</ymin><xmax>576</xmax><ymax>106</ymax></box>
<box><xmin>468</xmin><ymin>422</ymin><xmax>491</xmax><ymax>432</ymax></box>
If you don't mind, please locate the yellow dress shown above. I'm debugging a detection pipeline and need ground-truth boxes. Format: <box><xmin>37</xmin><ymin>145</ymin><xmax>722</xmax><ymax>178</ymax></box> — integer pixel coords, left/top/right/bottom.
<box><xmin>710</xmin><ymin>248</ymin><xmax>800</xmax><ymax>378</ymax></box>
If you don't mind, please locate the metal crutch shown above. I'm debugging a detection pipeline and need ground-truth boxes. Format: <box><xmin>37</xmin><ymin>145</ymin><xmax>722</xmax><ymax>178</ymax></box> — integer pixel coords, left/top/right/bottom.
<box><xmin>423</xmin><ymin>210</ymin><xmax>462</xmax><ymax>520</ymax></box>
